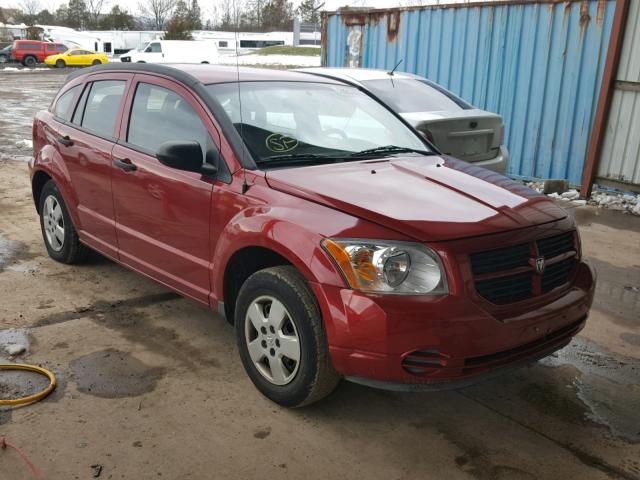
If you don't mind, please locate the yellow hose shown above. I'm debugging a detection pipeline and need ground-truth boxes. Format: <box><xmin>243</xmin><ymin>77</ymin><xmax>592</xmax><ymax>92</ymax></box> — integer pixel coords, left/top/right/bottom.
<box><xmin>0</xmin><ymin>364</ymin><xmax>56</xmax><ymax>406</ymax></box>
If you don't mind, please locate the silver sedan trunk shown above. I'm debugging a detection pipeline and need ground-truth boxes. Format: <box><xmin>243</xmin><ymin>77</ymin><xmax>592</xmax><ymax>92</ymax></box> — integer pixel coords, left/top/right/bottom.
<box><xmin>402</xmin><ymin>109</ymin><xmax>507</xmax><ymax>171</ymax></box>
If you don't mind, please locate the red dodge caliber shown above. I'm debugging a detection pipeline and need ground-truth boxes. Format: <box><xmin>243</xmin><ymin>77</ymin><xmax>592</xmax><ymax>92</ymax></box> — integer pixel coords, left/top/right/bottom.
<box><xmin>30</xmin><ymin>64</ymin><xmax>595</xmax><ymax>406</ymax></box>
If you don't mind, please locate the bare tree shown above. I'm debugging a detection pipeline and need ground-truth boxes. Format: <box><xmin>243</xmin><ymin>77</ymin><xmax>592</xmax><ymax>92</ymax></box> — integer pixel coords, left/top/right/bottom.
<box><xmin>138</xmin><ymin>0</ymin><xmax>176</xmax><ymax>30</ymax></box>
<box><xmin>19</xmin><ymin>0</ymin><xmax>41</xmax><ymax>17</ymax></box>
<box><xmin>86</xmin><ymin>0</ymin><xmax>109</xmax><ymax>28</ymax></box>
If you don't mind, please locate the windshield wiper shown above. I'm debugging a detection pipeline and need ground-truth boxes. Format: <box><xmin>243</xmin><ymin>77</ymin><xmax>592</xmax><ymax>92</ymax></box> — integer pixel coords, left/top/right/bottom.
<box><xmin>349</xmin><ymin>145</ymin><xmax>433</xmax><ymax>158</ymax></box>
<box><xmin>256</xmin><ymin>153</ymin><xmax>345</xmax><ymax>168</ymax></box>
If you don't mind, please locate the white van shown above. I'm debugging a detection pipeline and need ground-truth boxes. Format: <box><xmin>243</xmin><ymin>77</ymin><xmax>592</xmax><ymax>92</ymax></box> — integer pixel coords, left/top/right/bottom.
<box><xmin>119</xmin><ymin>40</ymin><xmax>219</xmax><ymax>64</ymax></box>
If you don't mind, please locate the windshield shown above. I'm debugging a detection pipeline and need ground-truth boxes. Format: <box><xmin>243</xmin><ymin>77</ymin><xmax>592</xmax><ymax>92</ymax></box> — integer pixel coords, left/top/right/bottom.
<box><xmin>362</xmin><ymin>78</ymin><xmax>472</xmax><ymax>113</ymax></box>
<box><xmin>206</xmin><ymin>81</ymin><xmax>429</xmax><ymax>167</ymax></box>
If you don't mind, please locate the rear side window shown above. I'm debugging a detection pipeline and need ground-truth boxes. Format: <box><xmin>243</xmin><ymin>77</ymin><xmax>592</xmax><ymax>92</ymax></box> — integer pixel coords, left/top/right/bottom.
<box><xmin>127</xmin><ymin>82</ymin><xmax>210</xmax><ymax>158</ymax></box>
<box><xmin>53</xmin><ymin>85</ymin><xmax>81</xmax><ymax>121</ymax></box>
<box><xmin>80</xmin><ymin>80</ymin><xmax>126</xmax><ymax>137</ymax></box>
<box><xmin>19</xmin><ymin>42</ymin><xmax>41</xmax><ymax>50</ymax></box>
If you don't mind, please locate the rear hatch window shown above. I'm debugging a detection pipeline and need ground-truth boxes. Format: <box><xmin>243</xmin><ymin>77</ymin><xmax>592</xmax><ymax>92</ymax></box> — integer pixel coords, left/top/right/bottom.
<box><xmin>362</xmin><ymin>78</ymin><xmax>472</xmax><ymax>113</ymax></box>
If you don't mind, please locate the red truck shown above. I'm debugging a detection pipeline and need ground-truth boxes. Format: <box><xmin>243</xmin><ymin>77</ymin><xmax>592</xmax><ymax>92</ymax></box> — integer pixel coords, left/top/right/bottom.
<box><xmin>11</xmin><ymin>40</ymin><xmax>67</xmax><ymax>67</ymax></box>
<box><xmin>29</xmin><ymin>64</ymin><xmax>595</xmax><ymax>407</ymax></box>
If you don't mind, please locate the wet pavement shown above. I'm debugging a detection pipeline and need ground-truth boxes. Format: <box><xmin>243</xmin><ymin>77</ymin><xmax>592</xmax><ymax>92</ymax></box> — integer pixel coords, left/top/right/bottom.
<box><xmin>0</xmin><ymin>69</ymin><xmax>639</xmax><ymax>479</ymax></box>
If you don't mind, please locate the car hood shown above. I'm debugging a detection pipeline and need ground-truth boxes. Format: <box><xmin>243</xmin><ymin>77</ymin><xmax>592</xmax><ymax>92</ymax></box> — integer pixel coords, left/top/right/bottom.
<box><xmin>265</xmin><ymin>155</ymin><xmax>567</xmax><ymax>242</ymax></box>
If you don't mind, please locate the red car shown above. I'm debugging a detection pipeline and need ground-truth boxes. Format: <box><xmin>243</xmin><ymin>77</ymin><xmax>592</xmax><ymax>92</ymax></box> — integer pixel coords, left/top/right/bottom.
<box><xmin>11</xmin><ymin>40</ymin><xmax>67</xmax><ymax>67</ymax></box>
<box><xmin>30</xmin><ymin>64</ymin><xmax>595</xmax><ymax>406</ymax></box>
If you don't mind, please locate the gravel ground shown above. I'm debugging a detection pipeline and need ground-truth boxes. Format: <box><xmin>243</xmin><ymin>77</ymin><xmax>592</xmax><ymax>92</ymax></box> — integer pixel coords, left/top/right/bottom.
<box><xmin>0</xmin><ymin>69</ymin><xmax>639</xmax><ymax>480</ymax></box>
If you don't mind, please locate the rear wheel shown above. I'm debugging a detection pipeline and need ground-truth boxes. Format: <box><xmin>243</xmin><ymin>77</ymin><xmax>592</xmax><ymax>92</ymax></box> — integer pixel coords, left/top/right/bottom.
<box><xmin>55</xmin><ymin>59</ymin><xmax>65</xmax><ymax>68</ymax></box>
<box><xmin>235</xmin><ymin>266</ymin><xmax>339</xmax><ymax>407</ymax></box>
<box><xmin>39</xmin><ymin>180</ymin><xmax>89</xmax><ymax>264</ymax></box>
<box><xmin>92</xmin><ymin>59</ymin><xmax>102</xmax><ymax>65</ymax></box>
<box><xmin>0</xmin><ymin>55</ymin><xmax>7</xmax><ymax>64</ymax></box>
<box><xmin>23</xmin><ymin>55</ymin><xmax>36</xmax><ymax>68</ymax></box>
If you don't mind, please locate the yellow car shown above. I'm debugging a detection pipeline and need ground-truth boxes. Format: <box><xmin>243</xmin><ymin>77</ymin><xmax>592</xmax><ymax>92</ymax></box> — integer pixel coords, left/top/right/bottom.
<box><xmin>45</xmin><ymin>48</ymin><xmax>109</xmax><ymax>68</ymax></box>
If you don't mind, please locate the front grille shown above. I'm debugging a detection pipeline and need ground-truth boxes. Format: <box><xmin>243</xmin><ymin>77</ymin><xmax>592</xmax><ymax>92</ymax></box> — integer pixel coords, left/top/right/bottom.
<box><xmin>471</xmin><ymin>231</ymin><xmax>577</xmax><ymax>305</ymax></box>
<box><xmin>537</xmin><ymin>231</ymin><xmax>574</xmax><ymax>258</ymax></box>
<box><xmin>542</xmin><ymin>257</ymin><xmax>577</xmax><ymax>293</ymax></box>
<box><xmin>476</xmin><ymin>272</ymin><xmax>533</xmax><ymax>304</ymax></box>
<box><xmin>470</xmin><ymin>243</ymin><xmax>530</xmax><ymax>275</ymax></box>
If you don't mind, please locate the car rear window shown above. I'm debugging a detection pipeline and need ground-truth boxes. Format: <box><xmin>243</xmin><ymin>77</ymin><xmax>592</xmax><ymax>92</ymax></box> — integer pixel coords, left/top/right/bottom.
<box><xmin>78</xmin><ymin>80</ymin><xmax>126</xmax><ymax>137</ymax></box>
<box><xmin>46</xmin><ymin>44</ymin><xmax>67</xmax><ymax>52</ymax></box>
<box><xmin>362</xmin><ymin>78</ymin><xmax>472</xmax><ymax>113</ymax></box>
<box><xmin>53</xmin><ymin>85</ymin><xmax>81</xmax><ymax>121</ymax></box>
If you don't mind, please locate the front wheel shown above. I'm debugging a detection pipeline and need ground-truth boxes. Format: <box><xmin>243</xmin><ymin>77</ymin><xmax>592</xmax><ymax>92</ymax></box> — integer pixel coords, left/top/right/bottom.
<box><xmin>235</xmin><ymin>266</ymin><xmax>340</xmax><ymax>407</ymax></box>
<box><xmin>39</xmin><ymin>180</ymin><xmax>89</xmax><ymax>264</ymax></box>
<box><xmin>23</xmin><ymin>56</ymin><xmax>36</xmax><ymax>68</ymax></box>
<box><xmin>55</xmin><ymin>59</ymin><xmax>65</xmax><ymax>68</ymax></box>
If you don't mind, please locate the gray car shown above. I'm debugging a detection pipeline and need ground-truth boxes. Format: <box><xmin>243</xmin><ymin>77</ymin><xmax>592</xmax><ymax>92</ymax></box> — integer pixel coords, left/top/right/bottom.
<box><xmin>297</xmin><ymin>68</ymin><xmax>509</xmax><ymax>174</ymax></box>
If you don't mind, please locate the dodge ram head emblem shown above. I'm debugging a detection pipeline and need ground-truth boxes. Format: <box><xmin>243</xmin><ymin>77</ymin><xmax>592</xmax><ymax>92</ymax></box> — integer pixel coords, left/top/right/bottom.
<box><xmin>535</xmin><ymin>257</ymin><xmax>545</xmax><ymax>274</ymax></box>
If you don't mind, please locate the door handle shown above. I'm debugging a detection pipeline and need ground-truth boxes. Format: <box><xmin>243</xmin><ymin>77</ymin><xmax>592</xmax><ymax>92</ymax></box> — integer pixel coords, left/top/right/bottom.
<box><xmin>113</xmin><ymin>157</ymin><xmax>137</xmax><ymax>172</ymax></box>
<box><xmin>57</xmin><ymin>135</ymin><xmax>73</xmax><ymax>147</ymax></box>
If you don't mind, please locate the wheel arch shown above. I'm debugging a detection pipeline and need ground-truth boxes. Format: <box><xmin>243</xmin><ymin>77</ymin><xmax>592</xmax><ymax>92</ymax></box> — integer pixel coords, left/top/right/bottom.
<box><xmin>213</xmin><ymin>219</ymin><xmax>345</xmax><ymax>325</ymax></box>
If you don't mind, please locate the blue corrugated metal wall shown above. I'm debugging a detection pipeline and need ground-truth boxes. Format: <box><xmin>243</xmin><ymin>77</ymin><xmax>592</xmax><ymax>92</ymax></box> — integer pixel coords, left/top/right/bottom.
<box><xmin>323</xmin><ymin>1</ymin><xmax>616</xmax><ymax>184</ymax></box>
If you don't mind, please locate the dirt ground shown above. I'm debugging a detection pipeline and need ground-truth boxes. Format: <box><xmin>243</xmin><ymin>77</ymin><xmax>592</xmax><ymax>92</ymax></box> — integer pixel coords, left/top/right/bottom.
<box><xmin>0</xmin><ymin>69</ymin><xmax>639</xmax><ymax>480</ymax></box>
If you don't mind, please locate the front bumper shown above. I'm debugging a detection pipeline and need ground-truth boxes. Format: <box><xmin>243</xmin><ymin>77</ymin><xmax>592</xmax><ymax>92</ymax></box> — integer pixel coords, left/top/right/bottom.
<box><xmin>472</xmin><ymin>144</ymin><xmax>509</xmax><ymax>174</ymax></box>
<box><xmin>314</xmin><ymin>260</ymin><xmax>594</xmax><ymax>388</ymax></box>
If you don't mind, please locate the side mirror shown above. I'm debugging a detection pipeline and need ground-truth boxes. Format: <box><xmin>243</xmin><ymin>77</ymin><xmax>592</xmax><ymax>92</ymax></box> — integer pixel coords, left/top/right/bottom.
<box><xmin>157</xmin><ymin>141</ymin><xmax>204</xmax><ymax>174</ymax></box>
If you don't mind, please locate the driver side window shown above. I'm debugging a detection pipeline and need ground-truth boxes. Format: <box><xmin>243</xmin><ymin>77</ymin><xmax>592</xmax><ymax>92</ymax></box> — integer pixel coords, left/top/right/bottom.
<box><xmin>145</xmin><ymin>43</ymin><xmax>162</xmax><ymax>53</ymax></box>
<box><xmin>127</xmin><ymin>82</ymin><xmax>211</xmax><ymax>160</ymax></box>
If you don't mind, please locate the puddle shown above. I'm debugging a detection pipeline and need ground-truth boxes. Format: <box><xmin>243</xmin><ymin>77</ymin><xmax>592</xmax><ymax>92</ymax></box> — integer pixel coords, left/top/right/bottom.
<box><xmin>0</xmin><ymin>234</ymin><xmax>33</xmax><ymax>273</ymax></box>
<box><xmin>0</xmin><ymin>369</ymin><xmax>50</xmax><ymax>402</ymax></box>
<box><xmin>0</xmin><ymin>235</ymin><xmax>20</xmax><ymax>271</ymax></box>
<box><xmin>540</xmin><ymin>338</ymin><xmax>640</xmax><ymax>442</ymax></box>
<box><xmin>70</xmin><ymin>349</ymin><xmax>165</xmax><ymax>398</ymax></box>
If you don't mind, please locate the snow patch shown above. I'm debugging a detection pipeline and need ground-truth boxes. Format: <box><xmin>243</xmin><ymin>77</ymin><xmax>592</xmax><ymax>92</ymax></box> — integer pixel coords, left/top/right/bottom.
<box><xmin>15</xmin><ymin>139</ymin><xmax>33</xmax><ymax>150</ymax></box>
<box><xmin>219</xmin><ymin>54</ymin><xmax>320</xmax><ymax>67</ymax></box>
<box><xmin>526</xmin><ymin>181</ymin><xmax>640</xmax><ymax>216</ymax></box>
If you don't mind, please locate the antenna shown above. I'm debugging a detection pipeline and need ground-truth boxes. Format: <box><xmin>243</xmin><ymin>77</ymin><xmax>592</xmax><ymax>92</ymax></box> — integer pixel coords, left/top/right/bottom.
<box><xmin>387</xmin><ymin>59</ymin><xmax>403</xmax><ymax>76</ymax></box>
<box><xmin>233</xmin><ymin>0</ymin><xmax>249</xmax><ymax>194</ymax></box>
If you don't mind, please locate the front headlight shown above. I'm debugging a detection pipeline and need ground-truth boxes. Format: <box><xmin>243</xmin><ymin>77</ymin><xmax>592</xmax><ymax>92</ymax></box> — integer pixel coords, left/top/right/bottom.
<box><xmin>322</xmin><ymin>238</ymin><xmax>448</xmax><ymax>295</ymax></box>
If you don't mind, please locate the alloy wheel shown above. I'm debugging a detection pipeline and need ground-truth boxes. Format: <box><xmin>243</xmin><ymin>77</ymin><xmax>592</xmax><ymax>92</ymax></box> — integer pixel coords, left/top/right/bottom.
<box><xmin>244</xmin><ymin>295</ymin><xmax>301</xmax><ymax>385</ymax></box>
<box><xmin>42</xmin><ymin>195</ymin><xmax>65</xmax><ymax>251</ymax></box>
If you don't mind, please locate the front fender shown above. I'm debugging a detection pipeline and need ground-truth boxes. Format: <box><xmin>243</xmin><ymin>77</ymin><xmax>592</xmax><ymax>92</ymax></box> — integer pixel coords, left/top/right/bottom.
<box><xmin>211</xmin><ymin>209</ymin><xmax>347</xmax><ymax>303</ymax></box>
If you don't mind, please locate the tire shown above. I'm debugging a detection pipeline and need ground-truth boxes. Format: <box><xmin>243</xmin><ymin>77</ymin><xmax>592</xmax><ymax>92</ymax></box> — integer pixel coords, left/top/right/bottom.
<box><xmin>235</xmin><ymin>266</ymin><xmax>340</xmax><ymax>407</ymax></box>
<box><xmin>136</xmin><ymin>60</ymin><xmax>146</xmax><ymax>63</ymax></box>
<box><xmin>92</xmin><ymin>59</ymin><xmax>101</xmax><ymax>65</ymax></box>
<box><xmin>55</xmin><ymin>59</ymin><xmax>65</xmax><ymax>68</ymax></box>
<box><xmin>23</xmin><ymin>56</ymin><xmax>36</xmax><ymax>68</ymax></box>
<box><xmin>38</xmin><ymin>180</ymin><xmax>89</xmax><ymax>264</ymax></box>
<box><xmin>0</xmin><ymin>55</ymin><xmax>7</xmax><ymax>64</ymax></box>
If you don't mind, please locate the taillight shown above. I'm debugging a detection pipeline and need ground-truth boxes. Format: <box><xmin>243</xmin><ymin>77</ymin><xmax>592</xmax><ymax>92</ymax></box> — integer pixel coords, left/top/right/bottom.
<box><xmin>497</xmin><ymin>124</ymin><xmax>505</xmax><ymax>145</ymax></box>
<box><xmin>421</xmin><ymin>128</ymin><xmax>435</xmax><ymax>144</ymax></box>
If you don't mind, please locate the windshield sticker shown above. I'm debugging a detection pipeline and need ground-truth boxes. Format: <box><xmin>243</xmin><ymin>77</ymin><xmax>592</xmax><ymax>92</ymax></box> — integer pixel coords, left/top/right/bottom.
<box><xmin>266</xmin><ymin>133</ymin><xmax>299</xmax><ymax>153</ymax></box>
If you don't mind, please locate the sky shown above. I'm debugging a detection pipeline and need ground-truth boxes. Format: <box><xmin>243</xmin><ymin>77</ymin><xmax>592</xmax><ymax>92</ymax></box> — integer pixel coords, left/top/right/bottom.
<box><xmin>0</xmin><ymin>0</ymin><xmax>406</xmax><ymax>18</ymax></box>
